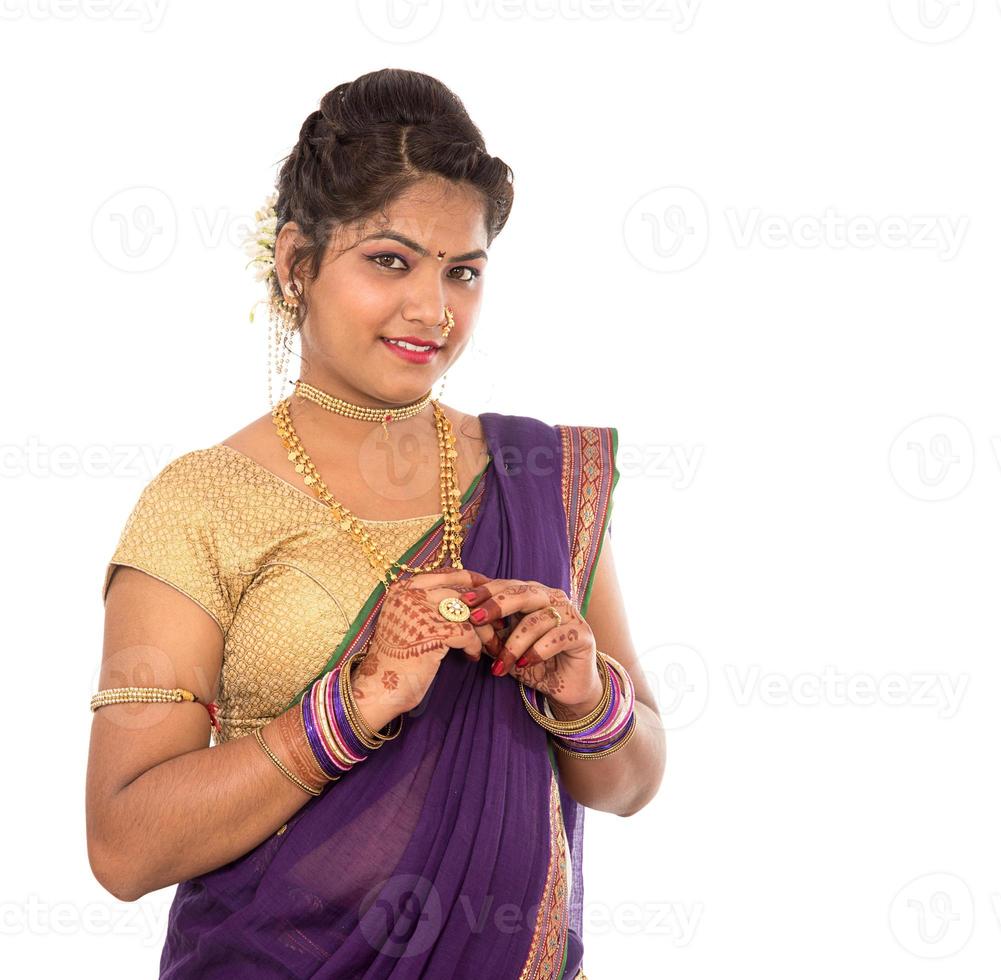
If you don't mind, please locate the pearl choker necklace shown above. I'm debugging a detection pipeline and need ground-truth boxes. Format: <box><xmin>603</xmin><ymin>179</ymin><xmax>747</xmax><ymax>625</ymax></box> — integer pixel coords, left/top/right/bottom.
<box><xmin>293</xmin><ymin>378</ymin><xmax>432</xmax><ymax>439</ymax></box>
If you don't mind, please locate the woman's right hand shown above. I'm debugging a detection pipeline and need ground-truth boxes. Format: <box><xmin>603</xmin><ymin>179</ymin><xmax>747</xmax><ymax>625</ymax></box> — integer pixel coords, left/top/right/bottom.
<box><xmin>352</xmin><ymin>568</ymin><xmax>498</xmax><ymax>723</ymax></box>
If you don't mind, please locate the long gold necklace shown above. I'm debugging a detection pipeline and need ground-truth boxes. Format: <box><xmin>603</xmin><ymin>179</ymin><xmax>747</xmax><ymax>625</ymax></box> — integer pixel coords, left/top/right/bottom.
<box><xmin>271</xmin><ymin>391</ymin><xmax>466</xmax><ymax>585</ymax></box>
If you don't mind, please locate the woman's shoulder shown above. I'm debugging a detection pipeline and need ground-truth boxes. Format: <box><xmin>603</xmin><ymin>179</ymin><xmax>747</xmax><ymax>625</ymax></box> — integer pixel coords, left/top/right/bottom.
<box><xmin>139</xmin><ymin>444</ymin><xmax>240</xmax><ymax>493</ymax></box>
<box><xmin>120</xmin><ymin>444</ymin><xmax>261</xmax><ymax>533</ymax></box>
<box><xmin>478</xmin><ymin>409</ymin><xmax>617</xmax><ymax>453</ymax></box>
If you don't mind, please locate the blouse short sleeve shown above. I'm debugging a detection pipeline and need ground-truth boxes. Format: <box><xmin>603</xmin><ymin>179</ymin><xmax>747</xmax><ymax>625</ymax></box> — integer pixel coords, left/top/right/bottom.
<box><xmin>101</xmin><ymin>451</ymin><xmax>234</xmax><ymax>635</ymax></box>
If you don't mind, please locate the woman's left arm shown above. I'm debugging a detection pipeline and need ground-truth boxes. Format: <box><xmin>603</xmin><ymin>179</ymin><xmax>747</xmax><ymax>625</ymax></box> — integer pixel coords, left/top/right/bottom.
<box><xmin>547</xmin><ymin>528</ymin><xmax>667</xmax><ymax>817</ymax></box>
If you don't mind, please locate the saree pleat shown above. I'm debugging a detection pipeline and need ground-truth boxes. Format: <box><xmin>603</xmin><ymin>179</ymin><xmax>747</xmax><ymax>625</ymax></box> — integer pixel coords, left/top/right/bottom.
<box><xmin>158</xmin><ymin>412</ymin><xmax>618</xmax><ymax>979</ymax></box>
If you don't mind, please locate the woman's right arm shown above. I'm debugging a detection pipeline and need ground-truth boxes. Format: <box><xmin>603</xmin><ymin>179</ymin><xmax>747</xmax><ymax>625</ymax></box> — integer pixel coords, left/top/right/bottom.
<box><xmin>85</xmin><ymin>567</ymin><xmax>407</xmax><ymax>903</ymax></box>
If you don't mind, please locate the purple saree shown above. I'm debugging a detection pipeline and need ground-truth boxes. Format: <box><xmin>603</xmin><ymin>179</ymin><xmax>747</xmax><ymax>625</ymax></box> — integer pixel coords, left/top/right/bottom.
<box><xmin>158</xmin><ymin>412</ymin><xmax>619</xmax><ymax>979</ymax></box>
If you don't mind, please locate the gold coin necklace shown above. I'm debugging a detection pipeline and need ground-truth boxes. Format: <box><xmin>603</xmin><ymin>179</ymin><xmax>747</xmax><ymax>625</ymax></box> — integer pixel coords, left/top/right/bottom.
<box><xmin>271</xmin><ymin>393</ymin><xmax>467</xmax><ymax>586</ymax></box>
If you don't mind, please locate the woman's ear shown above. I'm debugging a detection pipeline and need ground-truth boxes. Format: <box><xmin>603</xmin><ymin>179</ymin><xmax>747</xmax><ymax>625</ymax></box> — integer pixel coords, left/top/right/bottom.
<box><xmin>273</xmin><ymin>221</ymin><xmax>304</xmax><ymax>292</ymax></box>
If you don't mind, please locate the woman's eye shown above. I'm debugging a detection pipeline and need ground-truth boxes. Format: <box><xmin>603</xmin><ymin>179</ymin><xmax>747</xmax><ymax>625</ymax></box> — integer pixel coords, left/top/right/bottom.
<box><xmin>368</xmin><ymin>254</ymin><xmax>480</xmax><ymax>282</ymax></box>
<box><xmin>371</xmin><ymin>253</ymin><xmax>408</xmax><ymax>271</ymax></box>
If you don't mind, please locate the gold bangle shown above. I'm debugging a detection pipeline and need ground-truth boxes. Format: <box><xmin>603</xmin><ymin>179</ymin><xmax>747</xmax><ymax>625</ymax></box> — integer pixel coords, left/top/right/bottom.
<box><xmin>551</xmin><ymin>712</ymin><xmax>638</xmax><ymax>760</ymax></box>
<box><xmin>520</xmin><ymin>651</ymin><xmax>612</xmax><ymax>735</ymax></box>
<box><xmin>91</xmin><ymin>687</ymin><xmax>198</xmax><ymax>711</ymax></box>
<box><xmin>254</xmin><ymin>726</ymin><xmax>323</xmax><ymax>796</ymax></box>
<box><xmin>339</xmin><ymin>649</ymin><xmax>404</xmax><ymax>748</ymax></box>
<box><xmin>349</xmin><ymin>648</ymin><xmax>404</xmax><ymax>742</ymax></box>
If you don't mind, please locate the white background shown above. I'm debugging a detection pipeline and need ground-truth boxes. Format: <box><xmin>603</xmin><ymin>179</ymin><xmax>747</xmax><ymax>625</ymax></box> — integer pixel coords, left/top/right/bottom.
<box><xmin>2</xmin><ymin>0</ymin><xmax>999</xmax><ymax>976</ymax></box>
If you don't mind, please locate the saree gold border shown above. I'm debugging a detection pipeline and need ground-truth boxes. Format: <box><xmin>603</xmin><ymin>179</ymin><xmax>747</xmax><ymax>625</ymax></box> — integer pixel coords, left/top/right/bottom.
<box><xmin>557</xmin><ymin>424</ymin><xmax>619</xmax><ymax>619</ymax></box>
<box><xmin>517</xmin><ymin>769</ymin><xmax>570</xmax><ymax>980</ymax></box>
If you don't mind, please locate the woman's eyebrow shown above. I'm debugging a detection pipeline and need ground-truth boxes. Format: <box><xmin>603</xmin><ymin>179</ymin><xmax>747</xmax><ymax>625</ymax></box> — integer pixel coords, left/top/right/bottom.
<box><xmin>358</xmin><ymin>230</ymin><xmax>487</xmax><ymax>263</ymax></box>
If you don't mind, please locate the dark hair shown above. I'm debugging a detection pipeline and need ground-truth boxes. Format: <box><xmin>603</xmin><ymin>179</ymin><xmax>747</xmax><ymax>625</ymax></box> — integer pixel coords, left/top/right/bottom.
<box><xmin>272</xmin><ymin>68</ymin><xmax>515</xmax><ymax>323</ymax></box>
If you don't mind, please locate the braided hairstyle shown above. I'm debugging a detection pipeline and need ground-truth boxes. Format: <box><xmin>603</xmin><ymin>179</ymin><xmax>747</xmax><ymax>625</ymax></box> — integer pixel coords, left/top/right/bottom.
<box><xmin>272</xmin><ymin>68</ymin><xmax>515</xmax><ymax>324</ymax></box>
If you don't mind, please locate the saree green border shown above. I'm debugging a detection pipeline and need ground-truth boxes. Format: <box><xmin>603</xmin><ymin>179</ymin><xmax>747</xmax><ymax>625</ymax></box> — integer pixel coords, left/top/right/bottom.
<box><xmin>578</xmin><ymin>426</ymin><xmax>620</xmax><ymax>621</ymax></box>
<box><xmin>282</xmin><ymin>453</ymin><xmax>494</xmax><ymax>713</ymax></box>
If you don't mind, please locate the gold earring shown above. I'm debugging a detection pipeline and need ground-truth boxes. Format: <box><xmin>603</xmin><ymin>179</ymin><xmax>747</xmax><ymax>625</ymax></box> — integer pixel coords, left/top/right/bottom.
<box><xmin>440</xmin><ymin>305</ymin><xmax>454</xmax><ymax>338</ymax></box>
<box><xmin>267</xmin><ymin>277</ymin><xmax>299</xmax><ymax>410</ymax></box>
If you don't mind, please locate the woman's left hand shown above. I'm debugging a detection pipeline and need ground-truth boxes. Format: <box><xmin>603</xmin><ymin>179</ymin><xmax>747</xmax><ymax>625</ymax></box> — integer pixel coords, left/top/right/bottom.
<box><xmin>459</xmin><ymin>579</ymin><xmax>603</xmax><ymax>714</ymax></box>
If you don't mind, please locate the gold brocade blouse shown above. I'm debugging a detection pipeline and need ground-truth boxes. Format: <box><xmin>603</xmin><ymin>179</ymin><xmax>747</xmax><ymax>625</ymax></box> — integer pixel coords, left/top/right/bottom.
<box><xmin>100</xmin><ymin>444</ymin><xmax>477</xmax><ymax>744</ymax></box>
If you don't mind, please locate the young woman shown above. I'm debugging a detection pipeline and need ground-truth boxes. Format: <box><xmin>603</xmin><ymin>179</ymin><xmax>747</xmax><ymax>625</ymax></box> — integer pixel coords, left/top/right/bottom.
<box><xmin>86</xmin><ymin>68</ymin><xmax>665</xmax><ymax>979</ymax></box>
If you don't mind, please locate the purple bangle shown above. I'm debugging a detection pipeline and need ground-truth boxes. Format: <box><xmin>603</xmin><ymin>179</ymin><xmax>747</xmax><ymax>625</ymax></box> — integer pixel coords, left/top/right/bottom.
<box><xmin>324</xmin><ymin>666</ymin><xmax>368</xmax><ymax>764</ymax></box>
<box><xmin>301</xmin><ymin>680</ymin><xmax>344</xmax><ymax>780</ymax></box>
<box><xmin>553</xmin><ymin>660</ymin><xmax>634</xmax><ymax>747</ymax></box>
<box><xmin>330</xmin><ymin>662</ymin><xmax>370</xmax><ymax>760</ymax></box>
<box><xmin>554</xmin><ymin>709</ymin><xmax>637</xmax><ymax>755</ymax></box>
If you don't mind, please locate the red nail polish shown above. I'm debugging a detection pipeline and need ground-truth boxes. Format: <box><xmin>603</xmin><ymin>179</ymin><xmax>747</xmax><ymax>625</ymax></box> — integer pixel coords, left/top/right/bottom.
<box><xmin>461</xmin><ymin>591</ymin><xmax>478</xmax><ymax>602</ymax></box>
<box><xmin>491</xmin><ymin>656</ymin><xmax>506</xmax><ymax>676</ymax></box>
<box><xmin>515</xmin><ymin>656</ymin><xmax>529</xmax><ymax>667</ymax></box>
<box><xmin>471</xmin><ymin>608</ymin><xmax>487</xmax><ymax>624</ymax></box>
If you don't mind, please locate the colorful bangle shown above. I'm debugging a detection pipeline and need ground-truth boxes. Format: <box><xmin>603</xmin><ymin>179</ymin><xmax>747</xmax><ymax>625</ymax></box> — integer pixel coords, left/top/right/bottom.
<box><xmin>518</xmin><ymin>650</ymin><xmax>612</xmax><ymax>736</ymax></box>
<box><xmin>547</xmin><ymin>653</ymin><xmax>635</xmax><ymax>748</ymax></box>
<box><xmin>551</xmin><ymin>713</ymin><xmax>638</xmax><ymax>760</ymax></box>
<box><xmin>534</xmin><ymin>652</ymin><xmax>638</xmax><ymax>760</ymax></box>
<box><xmin>300</xmin><ymin>649</ymin><xmax>405</xmax><ymax>781</ymax></box>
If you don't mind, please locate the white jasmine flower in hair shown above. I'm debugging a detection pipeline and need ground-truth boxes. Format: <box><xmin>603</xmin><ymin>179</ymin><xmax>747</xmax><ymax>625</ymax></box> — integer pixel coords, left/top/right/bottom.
<box><xmin>242</xmin><ymin>191</ymin><xmax>278</xmax><ymax>283</ymax></box>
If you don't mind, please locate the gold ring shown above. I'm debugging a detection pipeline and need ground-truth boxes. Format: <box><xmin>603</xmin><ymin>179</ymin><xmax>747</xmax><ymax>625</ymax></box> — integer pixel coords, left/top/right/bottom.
<box><xmin>546</xmin><ymin>605</ymin><xmax>561</xmax><ymax>627</ymax></box>
<box><xmin>439</xmin><ymin>596</ymin><xmax>471</xmax><ymax>622</ymax></box>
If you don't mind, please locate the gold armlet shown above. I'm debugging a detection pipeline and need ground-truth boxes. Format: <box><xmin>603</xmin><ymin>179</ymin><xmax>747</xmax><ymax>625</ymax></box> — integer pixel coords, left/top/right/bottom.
<box><xmin>91</xmin><ymin>687</ymin><xmax>198</xmax><ymax>711</ymax></box>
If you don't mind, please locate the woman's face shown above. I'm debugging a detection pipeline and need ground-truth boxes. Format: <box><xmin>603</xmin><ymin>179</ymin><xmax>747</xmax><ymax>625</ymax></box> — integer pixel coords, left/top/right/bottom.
<box><xmin>277</xmin><ymin>178</ymin><xmax>489</xmax><ymax>407</ymax></box>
